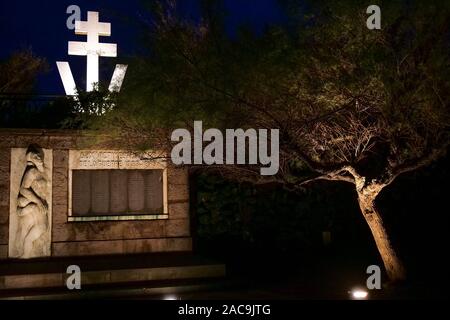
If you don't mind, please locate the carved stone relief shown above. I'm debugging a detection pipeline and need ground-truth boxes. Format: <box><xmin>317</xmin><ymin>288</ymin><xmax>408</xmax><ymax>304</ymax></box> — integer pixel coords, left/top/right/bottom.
<box><xmin>9</xmin><ymin>145</ymin><xmax>52</xmax><ymax>258</ymax></box>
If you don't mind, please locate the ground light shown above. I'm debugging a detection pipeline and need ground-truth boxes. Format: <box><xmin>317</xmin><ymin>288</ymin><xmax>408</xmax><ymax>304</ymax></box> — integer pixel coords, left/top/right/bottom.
<box><xmin>350</xmin><ymin>288</ymin><xmax>369</xmax><ymax>300</ymax></box>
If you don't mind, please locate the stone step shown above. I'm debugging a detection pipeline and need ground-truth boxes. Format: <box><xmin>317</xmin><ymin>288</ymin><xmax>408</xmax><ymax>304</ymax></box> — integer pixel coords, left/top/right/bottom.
<box><xmin>0</xmin><ymin>277</ymin><xmax>229</xmax><ymax>300</ymax></box>
<box><xmin>0</xmin><ymin>252</ymin><xmax>226</xmax><ymax>291</ymax></box>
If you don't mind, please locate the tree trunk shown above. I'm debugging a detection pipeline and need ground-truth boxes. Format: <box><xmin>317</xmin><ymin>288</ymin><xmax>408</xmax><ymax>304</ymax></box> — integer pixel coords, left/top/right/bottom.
<box><xmin>357</xmin><ymin>190</ymin><xmax>406</xmax><ymax>283</ymax></box>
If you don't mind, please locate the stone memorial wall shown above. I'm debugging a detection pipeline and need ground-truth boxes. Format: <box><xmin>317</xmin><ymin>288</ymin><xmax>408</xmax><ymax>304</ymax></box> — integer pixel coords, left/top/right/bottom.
<box><xmin>0</xmin><ymin>129</ymin><xmax>192</xmax><ymax>259</ymax></box>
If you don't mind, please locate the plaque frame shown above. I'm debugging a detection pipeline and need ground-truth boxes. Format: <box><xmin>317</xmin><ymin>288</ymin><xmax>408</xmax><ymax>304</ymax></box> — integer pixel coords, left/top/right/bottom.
<box><xmin>67</xmin><ymin>150</ymin><xmax>169</xmax><ymax>222</ymax></box>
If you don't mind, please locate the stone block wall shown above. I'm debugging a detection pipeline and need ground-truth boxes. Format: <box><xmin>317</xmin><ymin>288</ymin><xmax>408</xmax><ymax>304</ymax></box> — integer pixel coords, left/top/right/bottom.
<box><xmin>0</xmin><ymin>129</ymin><xmax>192</xmax><ymax>259</ymax></box>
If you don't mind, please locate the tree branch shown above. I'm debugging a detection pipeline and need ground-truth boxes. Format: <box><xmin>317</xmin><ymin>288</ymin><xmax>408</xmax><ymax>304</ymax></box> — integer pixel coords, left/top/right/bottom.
<box><xmin>293</xmin><ymin>167</ymin><xmax>356</xmax><ymax>188</ymax></box>
<box><xmin>386</xmin><ymin>145</ymin><xmax>449</xmax><ymax>186</ymax></box>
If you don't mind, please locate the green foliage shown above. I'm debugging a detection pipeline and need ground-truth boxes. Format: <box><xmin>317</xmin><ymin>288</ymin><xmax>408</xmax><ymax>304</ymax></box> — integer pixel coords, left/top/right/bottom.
<box><xmin>196</xmin><ymin>172</ymin><xmax>361</xmax><ymax>253</ymax></box>
<box><xmin>0</xmin><ymin>50</ymin><xmax>87</xmax><ymax>129</ymax></box>
<box><xmin>0</xmin><ymin>96</ymin><xmax>74</xmax><ymax>129</ymax></box>
<box><xmin>0</xmin><ymin>49</ymin><xmax>48</xmax><ymax>94</ymax></box>
<box><xmin>88</xmin><ymin>0</ymin><xmax>449</xmax><ymax>179</ymax></box>
<box><xmin>60</xmin><ymin>86</ymin><xmax>118</xmax><ymax>129</ymax></box>
<box><xmin>73</xmin><ymin>0</ymin><xmax>449</xmax><ymax>203</ymax></box>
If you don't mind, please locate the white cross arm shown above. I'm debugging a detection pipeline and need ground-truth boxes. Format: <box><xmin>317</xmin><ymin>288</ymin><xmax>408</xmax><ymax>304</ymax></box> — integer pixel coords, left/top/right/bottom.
<box><xmin>68</xmin><ymin>41</ymin><xmax>88</xmax><ymax>56</ymax></box>
<box><xmin>75</xmin><ymin>20</ymin><xmax>111</xmax><ymax>36</ymax></box>
<box><xmin>68</xmin><ymin>41</ymin><xmax>117</xmax><ymax>57</ymax></box>
<box><xmin>75</xmin><ymin>12</ymin><xmax>111</xmax><ymax>36</ymax></box>
<box><xmin>98</xmin><ymin>43</ymin><xmax>117</xmax><ymax>57</ymax></box>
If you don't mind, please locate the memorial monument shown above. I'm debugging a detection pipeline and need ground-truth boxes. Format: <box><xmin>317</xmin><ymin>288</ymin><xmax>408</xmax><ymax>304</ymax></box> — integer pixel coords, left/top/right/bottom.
<box><xmin>0</xmin><ymin>10</ymin><xmax>224</xmax><ymax>294</ymax></box>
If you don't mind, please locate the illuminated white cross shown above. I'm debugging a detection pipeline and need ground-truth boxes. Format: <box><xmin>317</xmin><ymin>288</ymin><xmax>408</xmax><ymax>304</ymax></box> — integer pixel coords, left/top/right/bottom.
<box><xmin>68</xmin><ymin>11</ymin><xmax>117</xmax><ymax>92</ymax></box>
<box><xmin>57</xmin><ymin>11</ymin><xmax>127</xmax><ymax>97</ymax></box>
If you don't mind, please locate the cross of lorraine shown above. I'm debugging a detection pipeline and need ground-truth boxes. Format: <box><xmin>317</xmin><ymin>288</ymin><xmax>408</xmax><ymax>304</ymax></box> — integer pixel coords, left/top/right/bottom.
<box><xmin>57</xmin><ymin>11</ymin><xmax>127</xmax><ymax>96</ymax></box>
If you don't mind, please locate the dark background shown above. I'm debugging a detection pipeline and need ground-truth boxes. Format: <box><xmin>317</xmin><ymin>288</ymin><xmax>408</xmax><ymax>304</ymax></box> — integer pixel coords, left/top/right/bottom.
<box><xmin>0</xmin><ymin>0</ymin><xmax>284</xmax><ymax>95</ymax></box>
<box><xmin>193</xmin><ymin>154</ymin><xmax>449</xmax><ymax>295</ymax></box>
<box><xmin>1</xmin><ymin>0</ymin><xmax>448</xmax><ymax>298</ymax></box>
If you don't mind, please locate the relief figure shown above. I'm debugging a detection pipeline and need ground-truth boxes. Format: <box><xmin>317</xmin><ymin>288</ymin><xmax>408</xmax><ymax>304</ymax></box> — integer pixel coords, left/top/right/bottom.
<box><xmin>15</xmin><ymin>145</ymin><xmax>49</xmax><ymax>258</ymax></box>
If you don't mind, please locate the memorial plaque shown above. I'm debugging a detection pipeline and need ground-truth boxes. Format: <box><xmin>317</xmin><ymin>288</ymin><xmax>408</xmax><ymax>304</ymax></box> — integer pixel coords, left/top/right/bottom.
<box><xmin>70</xmin><ymin>150</ymin><xmax>166</xmax><ymax>170</ymax></box>
<box><xmin>68</xmin><ymin>150</ymin><xmax>168</xmax><ymax>218</ymax></box>
<box><xmin>74</xmin><ymin>151</ymin><xmax>119</xmax><ymax>169</ymax></box>
<box><xmin>72</xmin><ymin>170</ymin><xmax>91</xmax><ymax>215</ymax></box>
<box><xmin>110</xmin><ymin>170</ymin><xmax>128</xmax><ymax>214</ymax></box>
<box><xmin>145</xmin><ymin>170</ymin><xmax>163</xmax><ymax>213</ymax></box>
<box><xmin>128</xmin><ymin>171</ymin><xmax>145</xmax><ymax>212</ymax></box>
<box><xmin>91</xmin><ymin>170</ymin><xmax>110</xmax><ymax>214</ymax></box>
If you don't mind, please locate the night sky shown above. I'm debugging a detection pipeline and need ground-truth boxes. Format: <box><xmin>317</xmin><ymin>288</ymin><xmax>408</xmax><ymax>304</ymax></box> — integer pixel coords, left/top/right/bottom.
<box><xmin>0</xmin><ymin>0</ymin><xmax>285</xmax><ymax>95</ymax></box>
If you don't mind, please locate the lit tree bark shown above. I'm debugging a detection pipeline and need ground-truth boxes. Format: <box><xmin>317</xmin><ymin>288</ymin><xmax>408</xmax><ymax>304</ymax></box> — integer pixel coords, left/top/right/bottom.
<box><xmin>356</xmin><ymin>184</ymin><xmax>406</xmax><ymax>282</ymax></box>
<box><xmin>293</xmin><ymin>166</ymin><xmax>409</xmax><ymax>282</ymax></box>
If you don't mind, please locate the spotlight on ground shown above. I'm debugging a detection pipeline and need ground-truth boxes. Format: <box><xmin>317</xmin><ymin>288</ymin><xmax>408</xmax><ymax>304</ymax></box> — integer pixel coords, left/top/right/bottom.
<box><xmin>163</xmin><ymin>294</ymin><xmax>178</xmax><ymax>300</ymax></box>
<box><xmin>350</xmin><ymin>288</ymin><xmax>369</xmax><ymax>300</ymax></box>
